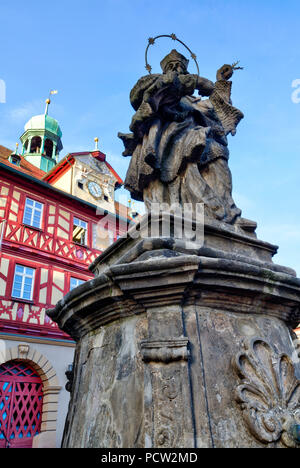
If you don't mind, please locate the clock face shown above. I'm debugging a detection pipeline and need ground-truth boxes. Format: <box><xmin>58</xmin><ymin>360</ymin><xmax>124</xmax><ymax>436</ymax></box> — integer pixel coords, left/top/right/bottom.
<box><xmin>88</xmin><ymin>181</ymin><xmax>102</xmax><ymax>199</ymax></box>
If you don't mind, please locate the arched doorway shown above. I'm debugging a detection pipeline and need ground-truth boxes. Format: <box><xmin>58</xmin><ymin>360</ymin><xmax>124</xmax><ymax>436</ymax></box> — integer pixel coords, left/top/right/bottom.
<box><xmin>0</xmin><ymin>361</ymin><xmax>43</xmax><ymax>448</ymax></box>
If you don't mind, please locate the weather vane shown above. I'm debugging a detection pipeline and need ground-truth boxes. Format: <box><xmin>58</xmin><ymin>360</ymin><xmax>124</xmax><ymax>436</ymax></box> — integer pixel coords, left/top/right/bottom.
<box><xmin>48</xmin><ymin>89</ymin><xmax>58</xmax><ymax>99</ymax></box>
<box><xmin>45</xmin><ymin>89</ymin><xmax>58</xmax><ymax>115</ymax></box>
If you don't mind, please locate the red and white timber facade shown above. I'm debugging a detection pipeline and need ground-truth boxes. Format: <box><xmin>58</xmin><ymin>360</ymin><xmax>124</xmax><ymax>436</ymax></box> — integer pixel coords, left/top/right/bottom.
<box><xmin>0</xmin><ymin>151</ymin><xmax>127</xmax><ymax>340</ymax></box>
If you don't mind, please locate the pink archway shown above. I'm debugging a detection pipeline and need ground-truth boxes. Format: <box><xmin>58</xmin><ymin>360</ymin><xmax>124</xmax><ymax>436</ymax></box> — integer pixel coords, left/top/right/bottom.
<box><xmin>0</xmin><ymin>361</ymin><xmax>43</xmax><ymax>448</ymax></box>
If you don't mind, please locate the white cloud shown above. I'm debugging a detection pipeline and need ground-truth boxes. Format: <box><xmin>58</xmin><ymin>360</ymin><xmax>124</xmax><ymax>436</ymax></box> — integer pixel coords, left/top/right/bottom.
<box><xmin>7</xmin><ymin>100</ymin><xmax>42</xmax><ymax>123</ymax></box>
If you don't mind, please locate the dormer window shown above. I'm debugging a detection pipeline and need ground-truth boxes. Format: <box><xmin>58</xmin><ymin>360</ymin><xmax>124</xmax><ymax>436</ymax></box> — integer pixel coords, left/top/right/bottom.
<box><xmin>23</xmin><ymin>198</ymin><xmax>43</xmax><ymax>229</ymax></box>
<box><xmin>9</xmin><ymin>153</ymin><xmax>21</xmax><ymax>166</ymax></box>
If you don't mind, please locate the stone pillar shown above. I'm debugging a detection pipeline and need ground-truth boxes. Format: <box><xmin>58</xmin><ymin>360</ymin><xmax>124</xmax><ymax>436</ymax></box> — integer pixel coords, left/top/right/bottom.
<box><xmin>41</xmin><ymin>135</ymin><xmax>45</xmax><ymax>155</ymax></box>
<box><xmin>48</xmin><ymin>213</ymin><xmax>300</xmax><ymax>448</ymax></box>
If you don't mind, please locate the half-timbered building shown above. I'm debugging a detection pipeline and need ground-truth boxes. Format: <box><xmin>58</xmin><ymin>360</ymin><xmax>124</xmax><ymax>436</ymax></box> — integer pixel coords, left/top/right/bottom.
<box><xmin>0</xmin><ymin>101</ymin><xmax>130</xmax><ymax>448</ymax></box>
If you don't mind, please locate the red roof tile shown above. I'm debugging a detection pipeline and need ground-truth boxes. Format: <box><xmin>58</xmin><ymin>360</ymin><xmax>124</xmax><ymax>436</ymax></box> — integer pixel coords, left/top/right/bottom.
<box><xmin>0</xmin><ymin>145</ymin><xmax>45</xmax><ymax>179</ymax></box>
<box><xmin>0</xmin><ymin>145</ymin><xmax>12</xmax><ymax>160</ymax></box>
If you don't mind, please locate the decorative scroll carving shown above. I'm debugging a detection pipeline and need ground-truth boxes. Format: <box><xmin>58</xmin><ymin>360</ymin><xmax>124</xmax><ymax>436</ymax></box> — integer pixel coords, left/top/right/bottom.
<box><xmin>140</xmin><ymin>338</ymin><xmax>189</xmax><ymax>363</ymax></box>
<box><xmin>142</xmin><ymin>337</ymin><xmax>191</xmax><ymax>447</ymax></box>
<box><xmin>233</xmin><ymin>337</ymin><xmax>300</xmax><ymax>448</ymax></box>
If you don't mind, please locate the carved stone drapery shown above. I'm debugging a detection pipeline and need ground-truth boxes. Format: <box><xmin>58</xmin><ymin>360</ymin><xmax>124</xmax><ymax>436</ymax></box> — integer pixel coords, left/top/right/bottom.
<box><xmin>118</xmin><ymin>50</ymin><xmax>244</xmax><ymax>225</ymax></box>
<box><xmin>233</xmin><ymin>338</ymin><xmax>300</xmax><ymax>448</ymax></box>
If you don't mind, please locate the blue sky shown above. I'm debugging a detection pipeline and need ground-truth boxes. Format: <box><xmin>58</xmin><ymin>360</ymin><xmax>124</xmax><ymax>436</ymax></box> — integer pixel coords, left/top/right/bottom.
<box><xmin>0</xmin><ymin>0</ymin><xmax>300</xmax><ymax>273</ymax></box>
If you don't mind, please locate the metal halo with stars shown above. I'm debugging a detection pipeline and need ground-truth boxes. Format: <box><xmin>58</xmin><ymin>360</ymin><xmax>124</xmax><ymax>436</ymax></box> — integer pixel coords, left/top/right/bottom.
<box><xmin>145</xmin><ymin>33</ymin><xmax>200</xmax><ymax>76</ymax></box>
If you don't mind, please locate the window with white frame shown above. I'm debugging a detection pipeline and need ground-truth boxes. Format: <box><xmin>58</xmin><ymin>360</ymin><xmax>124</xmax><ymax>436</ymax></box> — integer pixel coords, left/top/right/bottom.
<box><xmin>23</xmin><ymin>198</ymin><xmax>43</xmax><ymax>229</ymax></box>
<box><xmin>72</xmin><ymin>217</ymin><xmax>88</xmax><ymax>245</ymax></box>
<box><xmin>12</xmin><ymin>265</ymin><xmax>35</xmax><ymax>301</ymax></box>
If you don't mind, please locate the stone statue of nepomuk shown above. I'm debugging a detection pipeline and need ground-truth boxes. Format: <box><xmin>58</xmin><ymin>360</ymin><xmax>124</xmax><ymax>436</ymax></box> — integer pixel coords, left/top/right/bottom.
<box><xmin>118</xmin><ymin>49</ymin><xmax>245</xmax><ymax>225</ymax></box>
<box><xmin>49</xmin><ymin>43</ymin><xmax>300</xmax><ymax>449</ymax></box>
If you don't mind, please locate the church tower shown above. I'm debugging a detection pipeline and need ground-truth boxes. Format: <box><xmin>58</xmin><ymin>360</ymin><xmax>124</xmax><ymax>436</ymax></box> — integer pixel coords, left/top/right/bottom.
<box><xmin>20</xmin><ymin>98</ymin><xmax>63</xmax><ymax>172</ymax></box>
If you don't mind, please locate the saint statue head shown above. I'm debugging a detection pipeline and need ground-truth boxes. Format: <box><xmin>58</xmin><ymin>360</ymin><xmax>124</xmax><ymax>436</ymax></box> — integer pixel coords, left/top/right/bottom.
<box><xmin>160</xmin><ymin>49</ymin><xmax>189</xmax><ymax>74</ymax></box>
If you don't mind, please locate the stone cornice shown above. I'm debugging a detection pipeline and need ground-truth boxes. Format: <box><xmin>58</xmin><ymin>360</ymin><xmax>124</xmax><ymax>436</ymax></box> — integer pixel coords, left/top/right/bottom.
<box><xmin>48</xmin><ymin>251</ymin><xmax>300</xmax><ymax>340</ymax></box>
<box><xmin>89</xmin><ymin>212</ymin><xmax>281</xmax><ymax>276</ymax></box>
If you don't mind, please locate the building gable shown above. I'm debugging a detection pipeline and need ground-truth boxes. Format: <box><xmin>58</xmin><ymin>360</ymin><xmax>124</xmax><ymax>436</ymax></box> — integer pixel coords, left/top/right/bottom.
<box><xmin>44</xmin><ymin>151</ymin><xmax>123</xmax><ymax>214</ymax></box>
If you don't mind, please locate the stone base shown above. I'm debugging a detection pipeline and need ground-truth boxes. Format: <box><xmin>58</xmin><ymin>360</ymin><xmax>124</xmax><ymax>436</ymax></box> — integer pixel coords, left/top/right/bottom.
<box><xmin>48</xmin><ymin>213</ymin><xmax>300</xmax><ymax>448</ymax></box>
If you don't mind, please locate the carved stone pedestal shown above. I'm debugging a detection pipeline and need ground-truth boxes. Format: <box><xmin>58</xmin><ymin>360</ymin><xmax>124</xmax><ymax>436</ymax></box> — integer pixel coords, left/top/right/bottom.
<box><xmin>48</xmin><ymin>213</ymin><xmax>300</xmax><ymax>448</ymax></box>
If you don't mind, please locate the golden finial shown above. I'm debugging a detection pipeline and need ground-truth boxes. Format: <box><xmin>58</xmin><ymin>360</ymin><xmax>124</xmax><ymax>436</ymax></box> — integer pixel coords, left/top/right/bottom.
<box><xmin>45</xmin><ymin>90</ymin><xmax>58</xmax><ymax>115</ymax></box>
<box><xmin>45</xmin><ymin>98</ymin><xmax>51</xmax><ymax>115</ymax></box>
<box><xmin>94</xmin><ymin>137</ymin><xmax>99</xmax><ymax>150</ymax></box>
<box><xmin>15</xmin><ymin>143</ymin><xmax>19</xmax><ymax>154</ymax></box>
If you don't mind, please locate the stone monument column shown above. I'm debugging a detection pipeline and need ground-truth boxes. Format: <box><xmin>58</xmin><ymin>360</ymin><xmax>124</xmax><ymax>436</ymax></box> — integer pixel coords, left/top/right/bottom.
<box><xmin>48</xmin><ymin>42</ymin><xmax>300</xmax><ymax>448</ymax></box>
<box><xmin>48</xmin><ymin>213</ymin><xmax>300</xmax><ymax>448</ymax></box>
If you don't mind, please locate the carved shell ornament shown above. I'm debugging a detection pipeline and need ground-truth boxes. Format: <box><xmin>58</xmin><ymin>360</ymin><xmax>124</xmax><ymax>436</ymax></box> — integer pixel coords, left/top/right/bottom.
<box><xmin>233</xmin><ymin>338</ymin><xmax>300</xmax><ymax>448</ymax></box>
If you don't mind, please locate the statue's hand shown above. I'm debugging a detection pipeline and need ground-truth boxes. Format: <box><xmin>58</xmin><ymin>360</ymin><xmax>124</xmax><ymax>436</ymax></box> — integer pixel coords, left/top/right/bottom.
<box><xmin>161</xmin><ymin>71</ymin><xmax>178</xmax><ymax>84</ymax></box>
<box><xmin>216</xmin><ymin>64</ymin><xmax>234</xmax><ymax>81</ymax></box>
